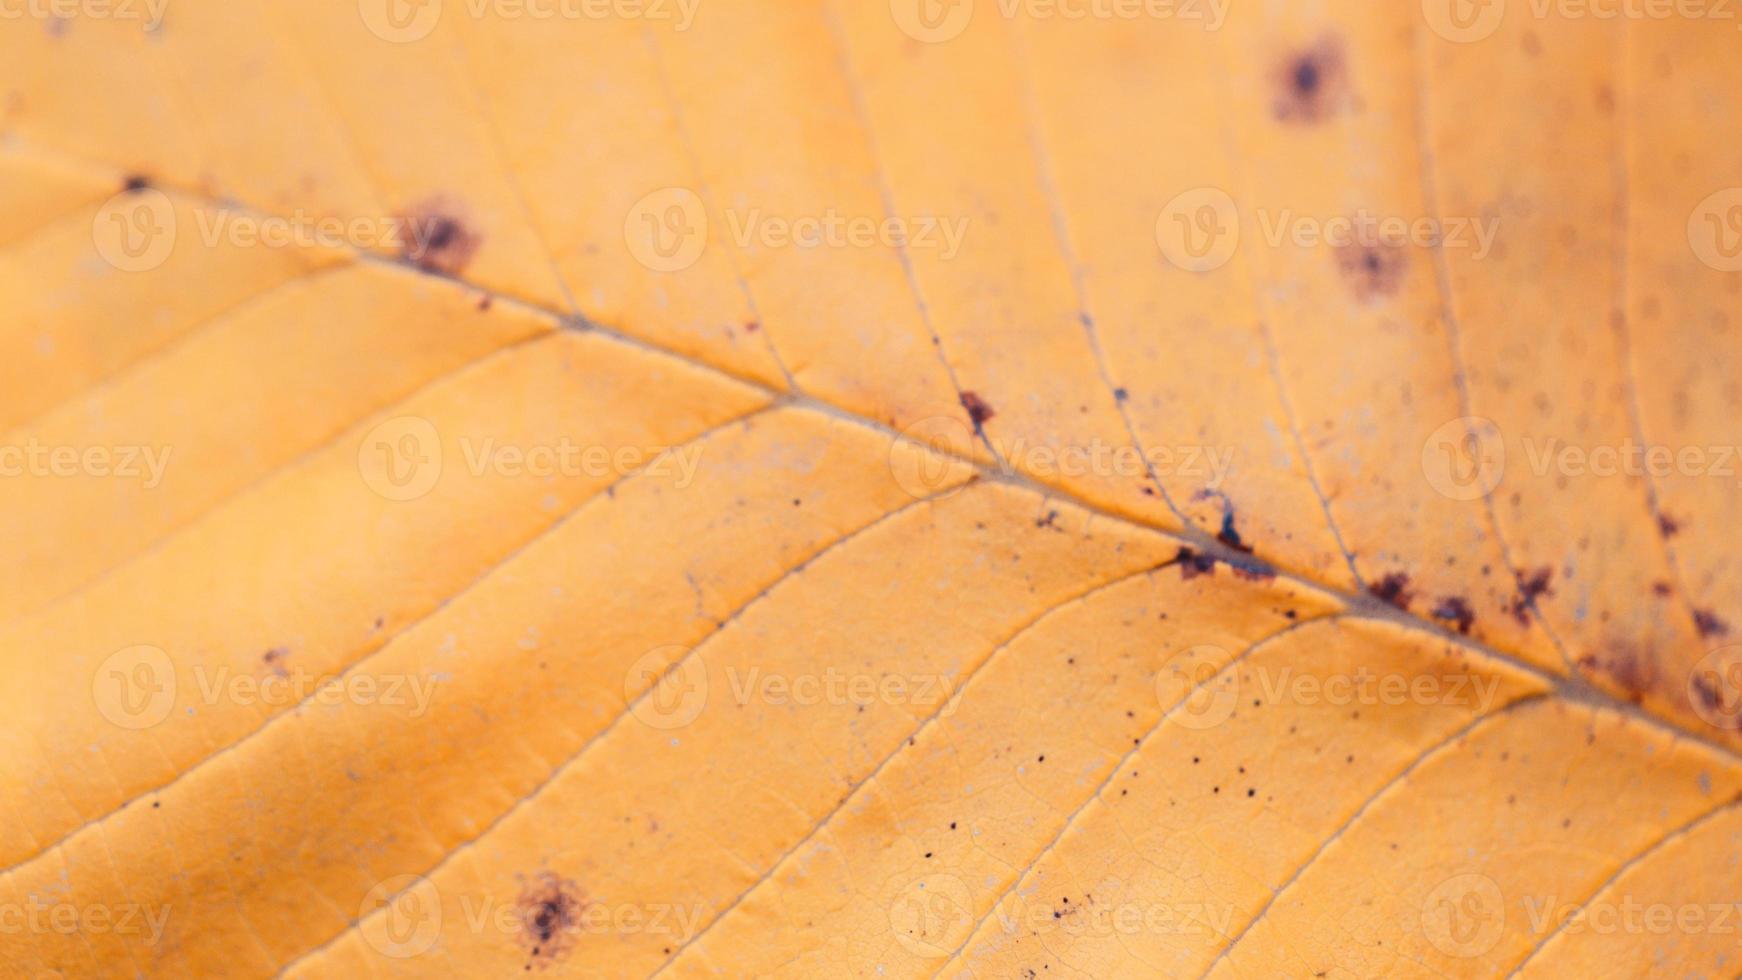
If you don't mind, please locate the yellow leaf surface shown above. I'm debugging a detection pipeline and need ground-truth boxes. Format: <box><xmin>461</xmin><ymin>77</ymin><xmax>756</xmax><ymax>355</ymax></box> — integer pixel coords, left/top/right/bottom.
<box><xmin>0</xmin><ymin>1</ymin><xmax>1738</xmax><ymax>977</ymax></box>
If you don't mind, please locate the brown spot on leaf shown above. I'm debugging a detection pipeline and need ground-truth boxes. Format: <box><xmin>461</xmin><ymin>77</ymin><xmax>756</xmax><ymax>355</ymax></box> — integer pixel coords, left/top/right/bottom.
<box><xmin>1174</xmin><ymin>547</ymin><xmax>1219</xmax><ymax>580</ymax></box>
<box><xmin>262</xmin><ymin>647</ymin><xmax>290</xmax><ymax>677</ymax></box>
<box><xmin>1369</xmin><ymin>572</ymin><xmax>1414</xmax><ymax>610</ymax></box>
<box><xmin>1695</xmin><ymin>610</ymin><xmax>1730</xmax><ymax>639</ymax></box>
<box><xmin>1432</xmin><ymin>596</ymin><xmax>1475</xmax><ymax>635</ymax></box>
<box><xmin>1172</xmin><ymin>546</ymin><xmax>1273</xmax><ymax>583</ymax></box>
<box><xmin>959</xmin><ymin>391</ymin><xmax>995</xmax><ymax>427</ymax></box>
<box><xmin>1509</xmin><ymin>567</ymin><xmax>1554</xmax><ymax>625</ymax></box>
<box><xmin>1195</xmin><ymin>489</ymin><xmax>1252</xmax><ymax>552</ymax></box>
<box><xmin>1335</xmin><ymin>242</ymin><xmax>1408</xmax><ymax>302</ymax></box>
<box><xmin>1580</xmin><ymin>642</ymin><xmax>1658</xmax><ymax>703</ymax></box>
<box><xmin>515</xmin><ymin>872</ymin><xmax>585</xmax><ymax>967</ymax></box>
<box><xmin>399</xmin><ymin>200</ymin><xmax>481</xmax><ymax>276</ymax></box>
<box><xmin>1273</xmin><ymin>37</ymin><xmax>1352</xmax><ymax>124</ymax></box>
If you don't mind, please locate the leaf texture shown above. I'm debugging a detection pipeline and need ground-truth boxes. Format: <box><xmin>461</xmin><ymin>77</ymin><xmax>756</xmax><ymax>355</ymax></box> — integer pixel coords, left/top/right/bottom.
<box><xmin>0</xmin><ymin>1</ymin><xmax>1738</xmax><ymax>977</ymax></box>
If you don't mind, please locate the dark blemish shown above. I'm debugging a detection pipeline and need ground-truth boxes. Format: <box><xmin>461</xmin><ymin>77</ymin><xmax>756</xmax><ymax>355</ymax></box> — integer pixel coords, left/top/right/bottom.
<box><xmin>1695</xmin><ymin>610</ymin><xmax>1730</xmax><ymax>638</ymax></box>
<box><xmin>373</xmin><ymin>616</ymin><xmax>386</xmax><ymax>629</ymax></box>
<box><xmin>1432</xmin><ymin>596</ymin><xmax>1475</xmax><ymax>635</ymax></box>
<box><xmin>1652</xmin><ymin>581</ymin><xmax>1673</xmax><ymax>598</ymax></box>
<box><xmin>1334</xmin><ymin>242</ymin><xmax>1408</xmax><ymax>302</ymax></box>
<box><xmin>1509</xmin><ymin>567</ymin><xmax>1554</xmax><ymax>625</ymax></box>
<box><xmin>960</xmin><ymin>391</ymin><xmax>995</xmax><ymax>428</ymax></box>
<box><xmin>1273</xmin><ymin>37</ymin><xmax>1351</xmax><ymax>124</ymax></box>
<box><xmin>1195</xmin><ymin>489</ymin><xmax>1252</xmax><ymax>553</ymax></box>
<box><xmin>1369</xmin><ymin>572</ymin><xmax>1413</xmax><ymax>611</ymax></box>
<box><xmin>262</xmin><ymin>647</ymin><xmax>290</xmax><ymax>676</ymax></box>
<box><xmin>1692</xmin><ymin>672</ymin><xmax>1725</xmax><ymax>714</ymax></box>
<box><xmin>515</xmin><ymin>872</ymin><xmax>585</xmax><ymax>967</ymax></box>
<box><xmin>1113</xmin><ymin>387</ymin><xmax>1129</xmax><ymax>402</ymax></box>
<box><xmin>1035</xmin><ymin>510</ymin><xmax>1060</xmax><ymax>530</ymax></box>
<box><xmin>1659</xmin><ymin>514</ymin><xmax>1681</xmax><ymax>538</ymax></box>
<box><xmin>477</xmin><ymin>294</ymin><xmax>494</xmax><ymax>311</ymax></box>
<box><xmin>744</xmin><ymin>320</ymin><xmax>759</xmax><ymax>333</ymax></box>
<box><xmin>1176</xmin><ymin>546</ymin><xmax>1219</xmax><ymax>580</ymax></box>
<box><xmin>1579</xmin><ymin>643</ymin><xmax>1658</xmax><ymax>702</ymax></box>
<box><xmin>122</xmin><ymin>174</ymin><xmax>150</xmax><ymax>193</ymax></box>
<box><xmin>399</xmin><ymin>200</ymin><xmax>481</xmax><ymax>277</ymax></box>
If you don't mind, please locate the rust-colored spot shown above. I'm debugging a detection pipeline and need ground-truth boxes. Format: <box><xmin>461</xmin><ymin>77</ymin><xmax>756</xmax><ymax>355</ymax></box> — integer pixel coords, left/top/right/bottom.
<box><xmin>398</xmin><ymin>200</ymin><xmax>481</xmax><ymax>277</ymax></box>
<box><xmin>959</xmin><ymin>391</ymin><xmax>995</xmax><ymax>427</ymax></box>
<box><xmin>1432</xmin><ymin>596</ymin><xmax>1475</xmax><ymax>635</ymax></box>
<box><xmin>1692</xmin><ymin>671</ymin><xmax>1724</xmax><ymax>712</ymax></box>
<box><xmin>515</xmin><ymin>872</ymin><xmax>585</xmax><ymax>967</ymax></box>
<box><xmin>1334</xmin><ymin>242</ymin><xmax>1408</xmax><ymax>302</ymax></box>
<box><xmin>1580</xmin><ymin>642</ymin><xmax>1658</xmax><ymax>702</ymax></box>
<box><xmin>1174</xmin><ymin>547</ymin><xmax>1219</xmax><ymax>580</ymax></box>
<box><xmin>1273</xmin><ymin>37</ymin><xmax>1352</xmax><ymax>124</ymax></box>
<box><xmin>1195</xmin><ymin>489</ymin><xmax>1252</xmax><ymax>553</ymax></box>
<box><xmin>1369</xmin><ymin>572</ymin><xmax>1414</xmax><ymax>611</ymax></box>
<box><xmin>1173</xmin><ymin>546</ymin><xmax>1273</xmax><ymax>583</ymax></box>
<box><xmin>262</xmin><ymin>647</ymin><xmax>290</xmax><ymax>677</ymax></box>
<box><xmin>1659</xmin><ymin>514</ymin><xmax>1681</xmax><ymax>538</ymax></box>
<box><xmin>1652</xmin><ymin>581</ymin><xmax>1673</xmax><ymax>597</ymax></box>
<box><xmin>1509</xmin><ymin>567</ymin><xmax>1554</xmax><ymax>625</ymax></box>
<box><xmin>1695</xmin><ymin>610</ymin><xmax>1731</xmax><ymax>639</ymax></box>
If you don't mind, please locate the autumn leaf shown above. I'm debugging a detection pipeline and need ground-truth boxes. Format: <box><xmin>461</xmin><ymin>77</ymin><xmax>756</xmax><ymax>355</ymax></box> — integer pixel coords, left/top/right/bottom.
<box><xmin>0</xmin><ymin>1</ymin><xmax>1738</xmax><ymax>977</ymax></box>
